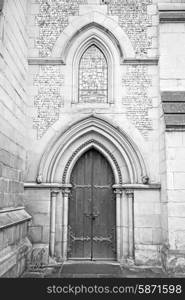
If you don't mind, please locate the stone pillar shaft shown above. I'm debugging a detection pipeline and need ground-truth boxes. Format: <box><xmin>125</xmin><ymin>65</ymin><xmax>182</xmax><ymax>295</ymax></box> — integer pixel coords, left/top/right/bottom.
<box><xmin>50</xmin><ymin>190</ymin><xmax>59</xmax><ymax>257</ymax></box>
<box><xmin>114</xmin><ymin>188</ymin><xmax>122</xmax><ymax>261</ymax></box>
<box><xmin>62</xmin><ymin>188</ymin><xmax>71</xmax><ymax>260</ymax></box>
<box><xmin>126</xmin><ymin>189</ymin><xmax>134</xmax><ymax>260</ymax></box>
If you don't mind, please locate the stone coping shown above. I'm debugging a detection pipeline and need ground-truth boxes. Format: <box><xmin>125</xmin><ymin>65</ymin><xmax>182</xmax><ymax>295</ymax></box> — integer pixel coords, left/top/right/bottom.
<box><xmin>24</xmin><ymin>183</ymin><xmax>72</xmax><ymax>189</ymax></box>
<box><xmin>0</xmin><ymin>206</ymin><xmax>25</xmax><ymax>214</ymax></box>
<box><xmin>0</xmin><ymin>208</ymin><xmax>32</xmax><ymax>230</ymax></box>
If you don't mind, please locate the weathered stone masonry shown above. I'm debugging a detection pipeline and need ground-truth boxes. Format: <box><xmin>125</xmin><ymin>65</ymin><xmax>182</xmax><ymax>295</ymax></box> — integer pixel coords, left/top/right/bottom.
<box><xmin>33</xmin><ymin>66</ymin><xmax>64</xmax><ymax>139</ymax></box>
<box><xmin>108</xmin><ymin>0</ymin><xmax>153</xmax><ymax>57</ymax></box>
<box><xmin>0</xmin><ymin>0</ymin><xmax>32</xmax><ymax>277</ymax></box>
<box><xmin>122</xmin><ymin>65</ymin><xmax>153</xmax><ymax>137</ymax></box>
<box><xmin>36</xmin><ymin>0</ymin><xmax>88</xmax><ymax>57</ymax></box>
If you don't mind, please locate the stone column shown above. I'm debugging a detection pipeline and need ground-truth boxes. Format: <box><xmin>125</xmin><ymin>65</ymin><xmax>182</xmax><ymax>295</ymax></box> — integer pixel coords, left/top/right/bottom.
<box><xmin>114</xmin><ymin>188</ymin><xmax>122</xmax><ymax>261</ymax></box>
<box><xmin>62</xmin><ymin>187</ymin><xmax>71</xmax><ymax>260</ymax></box>
<box><xmin>50</xmin><ymin>190</ymin><xmax>59</xmax><ymax>257</ymax></box>
<box><xmin>125</xmin><ymin>189</ymin><xmax>135</xmax><ymax>261</ymax></box>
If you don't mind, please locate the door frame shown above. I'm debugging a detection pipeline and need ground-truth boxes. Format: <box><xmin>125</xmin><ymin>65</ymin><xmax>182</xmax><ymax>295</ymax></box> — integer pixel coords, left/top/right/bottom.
<box><xmin>60</xmin><ymin>184</ymin><xmax>134</xmax><ymax>263</ymax></box>
<box><xmin>38</xmin><ymin>117</ymin><xmax>148</xmax><ymax>263</ymax></box>
<box><xmin>58</xmin><ymin>141</ymin><xmax>134</xmax><ymax>263</ymax></box>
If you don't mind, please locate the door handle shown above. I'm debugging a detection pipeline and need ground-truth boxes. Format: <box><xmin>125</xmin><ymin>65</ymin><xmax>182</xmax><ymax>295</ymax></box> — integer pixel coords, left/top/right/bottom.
<box><xmin>92</xmin><ymin>213</ymin><xmax>99</xmax><ymax>221</ymax></box>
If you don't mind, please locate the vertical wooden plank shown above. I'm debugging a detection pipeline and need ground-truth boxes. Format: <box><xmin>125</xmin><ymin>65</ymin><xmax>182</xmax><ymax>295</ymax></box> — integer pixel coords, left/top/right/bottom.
<box><xmin>68</xmin><ymin>149</ymin><xmax>116</xmax><ymax>260</ymax></box>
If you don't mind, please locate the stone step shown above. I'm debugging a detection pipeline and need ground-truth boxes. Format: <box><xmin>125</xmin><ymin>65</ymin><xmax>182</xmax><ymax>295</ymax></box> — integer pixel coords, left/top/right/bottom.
<box><xmin>60</xmin><ymin>262</ymin><xmax>122</xmax><ymax>275</ymax></box>
<box><xmin>22</xmin><ymin>263</ymin><xmax>168</xmax><ymax>278</ymax></box>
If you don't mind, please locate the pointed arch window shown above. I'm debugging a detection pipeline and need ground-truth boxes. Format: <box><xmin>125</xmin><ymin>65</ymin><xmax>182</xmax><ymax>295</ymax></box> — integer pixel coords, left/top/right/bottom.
<box><xmin>78</xmin><ymin>45</ymin><xmax>108</xmax><ymax>103</ymax></box>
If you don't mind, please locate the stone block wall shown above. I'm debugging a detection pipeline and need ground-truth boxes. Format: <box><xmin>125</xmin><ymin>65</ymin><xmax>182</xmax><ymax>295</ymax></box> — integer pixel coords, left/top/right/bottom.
<box><xmin>25</xmin><ymin>188</ymin><xmax>50</xmax><ymax>247</ymax></box>
<box><xmin>159</xmin><ymin>3</ymin><xmax>185</xmax><ymax>273</ymax></box>
<box><xmin>0</xmin><ymin>0</ymin><xmax>32</xmax><ymax>277</ymax></box>
<box><xmin>108</xmin><ymin>0</ymin><xmax>157</xmax><ymax>58</ymax></box>
<box><xmin>160</xmin><ymin>21</ymin><xmax>185</xmax><ymax>91</ymax></box>
<box><xmin>163</xmin><ymin>132</ymin><xmax>185</xmax><ymax>273</ymax></box>
<box><xmin>134</xmin><ymin>189</ymin><xmax>162</xmax><ymax>266</ymax></box>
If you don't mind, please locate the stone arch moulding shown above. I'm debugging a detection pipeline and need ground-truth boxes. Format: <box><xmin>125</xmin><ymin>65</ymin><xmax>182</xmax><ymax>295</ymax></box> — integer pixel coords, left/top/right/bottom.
<box><xmin>51</xmin><ymin>11</ymin><xmax>135</xmax><ymax>62</ymax></box>
<box><xmin>62</xmin><ymin>139</ymin><xmax>122</xmax><ymax>184</ymax></box>
<box><xmin>37</xmin><ymin>116</ymin><xmax>148</xmax><ymax>185</ymax></box>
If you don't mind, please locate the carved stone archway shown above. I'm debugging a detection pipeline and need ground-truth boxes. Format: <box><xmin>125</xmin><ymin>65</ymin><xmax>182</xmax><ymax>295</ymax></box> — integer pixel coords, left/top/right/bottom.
<box><xmin>38</xmin><ymin>115</ymin><xmax>147</xmax><ymax>184</ymax></box>
<box><xmin>37</xmin><ymin>116</ymin><xmax>148</xmax><ymax>262</ymax></box>
<box><xmin>51</xmin><ymin>12</ymin><xmax>135</xmax><ymax>61</ymax></box>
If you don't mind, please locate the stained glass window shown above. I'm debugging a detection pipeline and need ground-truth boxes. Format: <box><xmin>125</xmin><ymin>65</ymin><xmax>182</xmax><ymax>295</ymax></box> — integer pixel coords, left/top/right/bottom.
<box><xmin>79</xmin><ymin>45</ymin><xmax>108</xmax><ymax>103</ymax></box>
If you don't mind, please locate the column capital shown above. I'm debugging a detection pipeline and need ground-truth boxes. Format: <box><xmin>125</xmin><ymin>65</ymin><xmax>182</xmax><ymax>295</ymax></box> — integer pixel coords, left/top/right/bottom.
<box><xmin>62</xmin><ymin>187</ymin><xmax>71</xmax><ymax>196</ymax></box>
<box><xmin>114</xmin><ymin>188</ymin><xmax>122</xmax><ymax>195</ymax></box>
<box><xmin>51</xmin><ymin>189</ymin><xmax>60</xmax><ymax>196</ymax></box>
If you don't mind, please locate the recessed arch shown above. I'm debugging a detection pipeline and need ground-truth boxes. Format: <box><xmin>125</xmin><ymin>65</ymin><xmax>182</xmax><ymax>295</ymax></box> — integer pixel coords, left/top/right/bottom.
<box><xmin>37</xmin><ymin>116</ymin><xmax>148</xmax><ymax>185</ymax></box>
<box><xmin>51</xmin><ymin>12</ymin><xmax>135</xmax><ymax>61</ymax></box>
<box><xmin>62</xmin><ymin>139</ymin><xmax>122</xmax><ymax>184</ymax></box>
<box><xmin>67</xmin><ymin>29</ymin><xmax>121</xmax><ymax>104</ymax></box>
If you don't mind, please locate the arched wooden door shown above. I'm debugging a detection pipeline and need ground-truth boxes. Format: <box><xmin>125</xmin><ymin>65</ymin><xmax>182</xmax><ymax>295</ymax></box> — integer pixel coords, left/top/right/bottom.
<box><xmin>68</xmin><ymin>148</ymin><xmax>116</xmax><ymax>260</ymax></box>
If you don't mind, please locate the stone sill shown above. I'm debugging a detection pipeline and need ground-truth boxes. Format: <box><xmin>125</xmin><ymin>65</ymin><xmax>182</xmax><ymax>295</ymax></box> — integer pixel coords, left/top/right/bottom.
<box><xmin>71</xmin><ymin>102</ymin><xmax>114</xmax><ymax>108</ymax></box>
<box><xmin>123</xmin><ymin>58</ymin><xmax>159</xmax><ymax>65</ymax></box>
<box><xmin>24</xmin><ymin>183</ymin><xmax>72</xmax><ymax>189</ymax></box>
<box><xmin>24</xmin><ymin>183</ymin><xmax>161</xmax><ymax>190</ymax></box>
<box><xmin>113</xmin><ymin>184</ymin><xmax>161</xmax><ymax>190</ymax></box>
<box><xmin>0</xmin><ymin>208</ymin><xmax>32</xmax><ymax>230</ymax></box>
<box><xmin>28</xmin><ymin>58</ymin><xmax>64</xmax><ymax>65</ymax></box>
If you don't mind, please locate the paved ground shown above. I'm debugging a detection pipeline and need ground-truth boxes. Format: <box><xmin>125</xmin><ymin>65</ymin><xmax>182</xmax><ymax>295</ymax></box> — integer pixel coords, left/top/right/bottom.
<box><xmin>23</xmin><ymin>261</ymin><xmax>169</xmax><ymax>278</ymax></box>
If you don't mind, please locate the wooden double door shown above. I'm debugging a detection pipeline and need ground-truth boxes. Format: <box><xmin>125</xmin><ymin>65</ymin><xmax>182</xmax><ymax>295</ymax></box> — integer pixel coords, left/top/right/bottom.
<box><xmin>68</xmin><ymin>149</ymin><xmax>116</xmax><ymax>260</ymax></box>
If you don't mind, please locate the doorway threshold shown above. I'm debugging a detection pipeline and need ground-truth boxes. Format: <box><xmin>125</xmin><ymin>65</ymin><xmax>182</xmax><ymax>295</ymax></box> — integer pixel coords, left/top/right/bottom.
<box><xmin>59</xmin><ymin>261</ymin><xmax>122</xmax><ymax>278</ymax></box>
<box><xmin>66</xmin><ymin>260</ymin><xmax>120</xmax><ymax>265</ymax></box>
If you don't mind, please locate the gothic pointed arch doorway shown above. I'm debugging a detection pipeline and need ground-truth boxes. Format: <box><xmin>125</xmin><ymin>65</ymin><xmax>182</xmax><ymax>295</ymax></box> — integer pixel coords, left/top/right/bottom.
<box><xmin>68</xmin><ymin>148</ymin><xmax>116</xmax><ymax>260</ymax></box>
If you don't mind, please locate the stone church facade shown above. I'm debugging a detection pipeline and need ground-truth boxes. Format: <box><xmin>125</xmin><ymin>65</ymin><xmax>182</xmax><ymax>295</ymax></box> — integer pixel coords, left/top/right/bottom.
<box><xmin>0</xmin><ymin>0</ymin><xmax>185</xmax><ymax>277</ymax></box>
